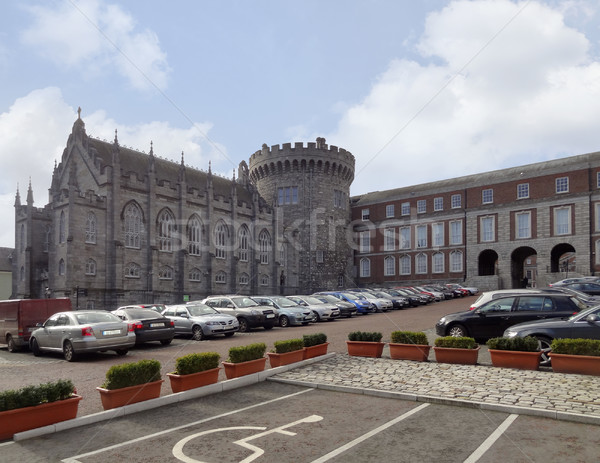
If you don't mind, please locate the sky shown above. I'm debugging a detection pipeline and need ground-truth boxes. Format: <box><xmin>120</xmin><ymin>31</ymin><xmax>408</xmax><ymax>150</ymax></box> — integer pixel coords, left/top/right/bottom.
<box><xmin>2</xmin><ymin>0</ymin><xmax>600</xmax><ymax>248</ymax></box>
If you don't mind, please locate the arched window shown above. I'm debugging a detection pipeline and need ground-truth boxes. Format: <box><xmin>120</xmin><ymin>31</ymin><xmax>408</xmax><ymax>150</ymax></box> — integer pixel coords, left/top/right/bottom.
<box><xmin>360</xmin><ymin>258</ymin><xmax>370</xmax><ymax>277</ymax></box>
<box><xmin>433</xmin><ymin>252</ymin><xmax>444</xmax><ymax>273</ymax></box>
<box><xmin>259</xmin><ymin>229</ymin><xmax>271</xmax><ymax>264</ymax></box>
<box><xmin>158</xmin><ymin>209</ymin><xmax>175</xmax><ymax>252</ymax></box>
<box><xmin>384</xmin><ymin>256</ymin><xmax>395</xmax><ymax>276</ymax></box>
<box><xmin>188</xmin><ymin>216</ymin><xmax>202</xmax><ymax>256</ymax></box>
<box><xmin>124</xmin><ymin>203</ymin><xmax>142</xmax><ymax>248</ymax></box>
<box><xmin>58</xmin><ymin>258</ymin><xmax>65</xmax><ymax>276</ymax></box>
<box><xmin>125</xmin><ymin>262</ymin><xmax>140</xmax><ymax>278</ymax></box>
<box><xmin>215</xmin><ymin>271</ymin><xmax>227</xmax><ymax>284</ymax></box>
<box><xmin>260</xmin><ymin>274</ymin><xmax>270</xmax><ymax>286</ymax></box>
<box><xmin>416</xmin><ymin>253</ymin><xmax>427</xmax><ymax>274</ymax></box>
<box><xmin>85</xmin><ymin>258</ymin><xmax>96</xmax><ymax>275</ymax></box>
<box><xmin>189</xmin><ymin>268</ymin><xmax>201</xmax><ymax>281</ymax></box>
<box><xmin>159</xmin><ymin>266</ymin><xmax>173</xmax><ymax>279</ymax></box>
<box><xmin>20</xmin><ymin>224</ymin><xmax>24</xmax><ymax>252</ymax></box>
<box><xmin>239</xmin><ymin>273</ymin><xmax>250</xmax><ymax>286</ymax></box>
<box><xmin>85</xmin><ymin>212</ymin><xmax>97</xmax><ymax>244</ymax></box>
<box><xmin>400</xmin><ymin>255</ymin><xmax>411</xmax><ymax>275</ymax></box>
<box><xmin>215</xmin><ymin>222</ymin><xmax>228</xmax><ymax>259</ymax></box>
<box><xmin>43</xmin><ymin>225</ymin><xmax>51</xmax><ymax>252</ymax></box>
<box><xmin>450</xmin><ymin>250</ymin><xmax>463</xmax><ymax>272</ymax></box>
<box><xmin>59</xmin><ymin>211</ymin><xmax>66</xmax><ymax>243</ymax></box>
<box><xmin>238</xmin><ymin>225</ymin><xmax>249</xmax><ymax>262</ymax></box>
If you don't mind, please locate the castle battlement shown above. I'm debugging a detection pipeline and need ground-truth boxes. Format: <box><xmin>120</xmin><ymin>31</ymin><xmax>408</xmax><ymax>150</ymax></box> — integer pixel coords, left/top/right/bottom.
<box><xmin>249</xmin><ymin>138</ymin><xmax>355</xmax><ymax>166</ymax></box>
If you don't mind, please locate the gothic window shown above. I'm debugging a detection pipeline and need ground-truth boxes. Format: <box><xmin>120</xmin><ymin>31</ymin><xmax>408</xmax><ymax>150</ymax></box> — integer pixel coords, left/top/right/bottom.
<box><xmin>158</xmin><ymin>209</ymin><xmax>175</xmax><ymax>252</ymax></box>
<box><xmin>416</xmin><ymin>253</ymin><xmax>427</xmax><ymax>274</ymax></box>
<box><xmin>259</xmin><ymin>229</ymin><xmax>271</xmax><ymax>264</ymax></box>
<box><xmin>125</xmin><ymin>262</ymin><xmax>141</xmax><ymax>278</ymax></box>
<box><xmin>20</xmin><ymin>224</ymin><xmax>24</xmax><ymax>252</ymax></box>
<box><xmin>85</xmin><ymin>258</ymin><xmax>96</xmax><ymax>275</ymax></box>
<box><xmin>384</xmin><ymin>256</ymin><xmax>395</xmax><ymax>276</ymax></box>
<box><xmin>400</xmin><ymin>255</ymin><xmax>411</xmax><ymax>275</ymax></box>
<box><xmin>159</xmin><ymin>266</ymin><xmax>173</xmax><ymax>279</ymax></box>
<box><xmin>59</xmin><ymin>211</ymin><xmax>66</xmax><ymax>243</ymax></box>
<box><xmin>238</xmin><ymin>225</ymin><xmax>249</xmax><ymax>262</ymax></box>
<box><xmin>58</xmin><ymin>258</ymin><xmax>65</xmax><ymax>276</ymax></box>
<box><xmin>360</xmin><ymin>258</ymin><xmax>371</xmax><ymax>277</ymax></box>
<box><xmin>215</xmin><ymin>271</ymin><xmax>227</xmax><ymax>284</ymax></box>
<box><xmin>215</xmin><ymin>222</ymin><xmax>228</xmax><ymax>259</ymax></box>
<box><xmin>124</xmin><ymin>203</ymin><xmax>142</xmax><ymax>249</ymax></box>
<box><xmin>20</xmin><ymin>266</ymin><xmax>24</xmax><ymax>282</ymax></box>
<box><xmin>239</xmin><ymin>273</ymin><xmax>250</xmax><ymax>286</ymax></box>
<box><xmin>44</xmin><ymin>225</ymin><xmax>51</xmax><ymax>252</ymax></box>
<box><xmin>433</xmin><ymin>252</ymin><xmax>444</xmax><ymax>273</ymax></box>
<box><xmin>189</xmin><ymin>268</ymin><xmax>201</xmax><ymax>282</ymax></box>
<box><xmin>188</xmin><ymin>215</ymin><xmax>202</xmax><ymax>256</ymax></box>
<box><xmin>85</xmin><ymin>212</ymin><xmax>97</xmax><ymax>244</ymax></box>
<box><xmin>260</xmin><ymin>274</ymin><xmax>269</xmax><ymax>286</ymax></box>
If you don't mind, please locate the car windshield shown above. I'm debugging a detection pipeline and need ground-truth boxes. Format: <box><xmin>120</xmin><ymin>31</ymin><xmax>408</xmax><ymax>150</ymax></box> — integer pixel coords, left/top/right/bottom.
<box><xmin>342</xmin><ymin>292</ymin><xmax>364</xmax><ymax>300</ymax></box>
<box><xmin>271</xmin><ymin>297</ymin><xmax>298</xmax><ymax>308</ymax></box>
<box><xmin>187</xmin><ymin>304</ymin><xmax>219</xmax><ymax>316</ymax></box>
<box><xmin>570</xmin><ymin>296</ymin><xmax>589</xmax><ymax>311</ymax></box>
<box><xmin>316</xmin><ymin>295</ymin><xmax>337</xmax><ymax>303</ymax></box>
<box><xmin>75</xmin><ymin>312</ymin><xmax>119</xmax><ymax>324</ymax></box>
<box><xmin>569</xmin><ymin>305</ymin><xmax>600</xmax><ymax>321</ymax></box>
<box><xmin>231</xmin><ymin>297</ymin><xmax>259</xmax><ymax>307</ymax></box>
<box><xmin>120</xmin><ymin>308</ymin><xmax>162</xmax><ymax>319</ymax></box>
<box><xmin>301</xmin><ymin>296</ymin><xmax>325</xmax><ymax>305</ymax></box>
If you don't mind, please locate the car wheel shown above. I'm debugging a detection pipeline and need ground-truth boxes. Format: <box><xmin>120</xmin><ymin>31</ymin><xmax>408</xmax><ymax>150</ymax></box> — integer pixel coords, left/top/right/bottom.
<box><xmin>160</xmin><ymin>338</ymin><xmax>173</xmax><ymax>345</ymax></box>
<box><xmin>263</xmin><ymin>324</ymin><xmax>274</xmax><ymax>330</ymax></box>
<box><xmin>238</xmin><ymin>318</ymin><xmax>249</xmax><ymax>333</ymax></box>
<box><xmin>224</xmin><ymin>332</ymin><xmax>235</xmax><ymax>337</ymax></box>
<box><xmin>63</xmin><ymin>341</ymin><xmax>76</xmax><ymax>362</ymax></box>
<box><xmin>192</xmin><ymin>325</ymin><xmax>204</xmax><ymax>341</ymax></box>
<box><xmin>536</xmin><ymin>336</ymin><xmax>553</xmax><ymax>366</ymax></box>
<box><xmin>115</xmin><ymin>349</ymin><xmax>128</xmax><ymax>356</ymax></box>
<box><xmin>31</xmin><ymin>337</ymin><xmax>41</xmax><ymax>357</ymax></box>
<box><xmin>6</xmin><ymin>335</ymin><xmax>16</xmax><ymax>353</ymax></box>
<box><xmin>279</xmin><ymin>315</ymin><xmax>290</xmax><ymax>328</ymax></box>
<box><xmin>311</xmin><ymin>311</ymin><xmax>320</xmax><ymax>323</ymax></box>
<box><xmin>448</xmin><ymin>324</ymin><xmax>468</xmax><ymax>337</ymax></box>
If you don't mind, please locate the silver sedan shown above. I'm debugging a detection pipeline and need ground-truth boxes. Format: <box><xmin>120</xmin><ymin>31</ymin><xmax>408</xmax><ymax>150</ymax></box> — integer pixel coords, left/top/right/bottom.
<box><xmin>162</xmin><ymin>303</ymin><xmax>239</xmax><ymax>340</ymax></box>
<box><xmin>288</xmin><ymin>295</ymin><xmax>341</xmax><ymax>322</ymax></box>
<box><xmin>29</xmin><ymin>310</ymin><xmax>136</xmax><ymax>361</ymax></box>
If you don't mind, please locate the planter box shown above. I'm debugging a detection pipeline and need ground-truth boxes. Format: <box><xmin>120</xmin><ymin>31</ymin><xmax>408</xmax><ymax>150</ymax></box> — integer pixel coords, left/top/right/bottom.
<box><xmin>489</xmin><ymin>349</ymin><xmax>541</xmax><ymax>370</ymax></box>
<box><xmin>222</xmin><ymin>357</ymin><xmax>267</xmax><ymax>379</ymax></box>
<box><xmin>389</xmin><ymin>343</ymin><xmax>431</xmax><ymax>362</ymax></box>
<box><xmin>267</xmin><ymin>350</ymin><xmax>304</xmax><ymax>368</ymax></box>
<box><xmin>303</xmin><ymin>342</ymin><xmax>329</xmax><ymax>360</ymax></box>
<box><xmin>97</xmin><ymin>379</ymin><xmax>164</xmax><ymax>410</ymax></box>
<box><xmin>167</xmin><ymin>367</ymin><xmax>220</xmax><ymax>393</ymax></box>
<box><xmin>550</xmin><ymin>353</ymin><xmax>600</xmax><ymax>376</ymax></box>
<box><xmin>433</xmin><ymin>346</ymin><xmax>480</xmax><ymax>365</ymax></box>
<box><xmin>0</xmin><ymin>394</ymin><xmax>82</xmax><ymax>440</ymax></box>
<box><xmin>346</xmin><ymin>341</ymin><xmax>385</xmax><ymax>358</ymax></box>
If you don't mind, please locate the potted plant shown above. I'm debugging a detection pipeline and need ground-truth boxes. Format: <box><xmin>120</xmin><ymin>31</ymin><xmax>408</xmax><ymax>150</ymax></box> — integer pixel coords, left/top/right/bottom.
<box><xmin>0</xmin><ymin>379</ymin><xmax>81</xmax><ymax>440</ymax></box>
<box><xmin>389</xmin><ymin>331</ymin><xmax>431</xmax><ymax>362</ymax></box>
<box><xmin>346</xmin><ymin>331</ymin><xmax>384</xmax><ymax>358</ymax></box>
<box><xmin>267</xmin><ymin>338</ymin><xmax>305</xmax><ymax>367</ymax></box>
<box><xmin>222</xmin><ymin>342</ymin><xmax>267</xmax><ymax>379</ymax></box>
<box><xmin>549</xmin><ymin>338</ymin><xmax>600</xmax><ymax>376</ymax></box>
<box><xmin>302</xmin><ymin>333</ymin><xmax>329</xmax><ymax>359</ymax></box>
<box><xmin>167</xmin><ymin>352</ymin><xmax>221</xmax><ymax>393</ymax></box>
<box><xmin>433</xmin><ymin>336</ymin><xmax>479</xmax><ymax>365</ymax></box>
<box><xmin>486</xmin><ymin>336</ymin><xmax>541</xmax><ymax>370</ymax></box>
<box><xmin>96</xmin><ymin>359</ymin><xmax>163</xmax><ymax>410</ymax></box>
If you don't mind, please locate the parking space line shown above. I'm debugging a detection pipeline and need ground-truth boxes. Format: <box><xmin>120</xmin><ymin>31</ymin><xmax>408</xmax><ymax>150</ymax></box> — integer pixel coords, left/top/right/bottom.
<box><xmin>463</xmin><ymin>414</ymin><xmax>518</xmax><ymax>463</ymax></box>
<box><xmin>310</xmin><ymin>403</ymin><xmax>430</xmax><ymax>463</ymax></box>
<box><xmin>61</xmin><ymin>387</ymin><xmax>313</xmax><ymax>463</ymax></box>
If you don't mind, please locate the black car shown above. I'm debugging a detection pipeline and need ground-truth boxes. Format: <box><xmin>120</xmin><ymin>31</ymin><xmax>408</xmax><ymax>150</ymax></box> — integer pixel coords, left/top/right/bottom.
<box><xmin>503</xmin><ymin>305</ymin><xmax>600</xmax><ymax>365</ymax></box>
<box><xmin>553</xmin><ymin>281</ymin><xmax>600</xmax><ymax>296</ymax></box>
<box><xmin>111</xmin><ymin>307</ymin><xmax>175</xmax><ymax>345</ymax></box>
<box><xmin>435</xmin><ymin>293</ymin><xmax>586</xmax><ymax>341</ymax></box>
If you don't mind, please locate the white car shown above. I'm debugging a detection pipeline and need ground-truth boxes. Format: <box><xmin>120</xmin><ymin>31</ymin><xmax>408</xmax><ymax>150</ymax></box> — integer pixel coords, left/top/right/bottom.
<box><xmin>347</xmin><ymin>291</ymin><xmax>392</xmax><ymax>312</ymax></box>
<box><xmin>288</xmin><ymin>295</ymin><xmax>341</xmax><ymax>322</ymax></box>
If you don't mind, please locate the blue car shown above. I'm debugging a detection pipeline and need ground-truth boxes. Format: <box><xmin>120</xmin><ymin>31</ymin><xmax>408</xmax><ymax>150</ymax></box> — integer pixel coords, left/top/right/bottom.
<box><xmin>315</xmin><ymin>291</ymin><xmax>375</xmax><ymax>314</ymax></box>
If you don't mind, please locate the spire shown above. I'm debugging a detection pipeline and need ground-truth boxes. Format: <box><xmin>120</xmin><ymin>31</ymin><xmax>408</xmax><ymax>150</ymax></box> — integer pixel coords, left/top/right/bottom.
<box><xmin>148</xmin><ymin>141</ymin><xmax>155</xmax><ymax>173</ymax></box>
<box><xmin>14</xmin><ymin>184</ymin><xmax>21</xmax><ymax>207</ymax></box>
<box><xmin>112</xmin><ymin>128</ymin><xmax>120</xmax><ymax>162</ymax></box>
<box><xmin>206</xmin><ymin>161</ymin><xmax>213</xmax><ymax>190</ymax></box>
<box><xmin>26</xmin><ymin>178</ymin><xmax>34</xmax><ymax>206</ymax></box>
<box><xmin>114</xmin><ymin>128</ymin><xmax>119</xmax><ymax>144</ymax></box>
<box><xmin>178</xmin><ymin>151</ymin><xmax>186</xmax><ymax>182</ymax></box>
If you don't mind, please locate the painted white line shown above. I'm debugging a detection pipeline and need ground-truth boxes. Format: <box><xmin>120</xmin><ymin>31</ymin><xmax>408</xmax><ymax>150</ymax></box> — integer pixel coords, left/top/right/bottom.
<box><xmin>0</xmin><ymin>441</ymin><xmax>15</xmax><ymax>447</ymax></box>
<box><xmin>61</xmin><ymin>387</ymin><xmax>313</xmax><ymax>463</ymax></box>
<box><xmin>310</xmin><ymin>403</ymin><xmax>430</xmax><ymax>463</ymax></box>
<box><xmin>463</xmin><ymin>414</ymin><xmax>519</xmax><ymax>463</ymax></box>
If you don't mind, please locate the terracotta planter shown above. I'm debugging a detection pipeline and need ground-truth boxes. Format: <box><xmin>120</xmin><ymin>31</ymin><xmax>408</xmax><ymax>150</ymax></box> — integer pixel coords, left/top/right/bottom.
<box><xmin>303</xmin><ymin>342</ymin><xmax>329</xmax><ymax>360</ymax></box>
<box><xmin>222</xmin><ymin>357</ymin><xmax>267</xmax><ymax>379</ymax></box>
<box><xmin>489</xmin><ymin>349</ymin><xmax>541</xmax><ymax>370</ymax></box>
<box><xmin>389</xmin><ymin>343</ymin><xmax>431</xmax><ymax>362</ymax></box>
<box><xmin>97</xmin><ymin>379</ymin><xmax>164</xmax><ymax>410</ymax></box>
<box><xmin>0</xmin><ymin>394</ymin><xmax>82</xmax><ymax>440</ymax></box>
<box><xmin>167</xmin><ymin>367</ymin><xmax>220</xmax><ymax>393</ymax></box>
<box><xmin>346</xmin><ymin>341</ymin><xmax>385</xmax><ymax>358</ymax></box>
<box><xmin>550</xmin><ymin>353</ymin><xmax>600</xmax><ymax>376</ymax></box>
<box><xmin>433</xmin><ymin>346</ymin><xmax>480</xmax><ymax>365</ymax></box>
<box><xmin>267</xmin><ymin>349</ymin><xmax>305</xmax><ymax>367</ymax></box>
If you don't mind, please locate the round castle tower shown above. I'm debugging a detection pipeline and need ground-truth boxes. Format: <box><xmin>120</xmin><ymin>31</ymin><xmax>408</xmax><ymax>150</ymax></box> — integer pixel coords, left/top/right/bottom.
<box><xmin>248</xmin><ymin>138</ymin><xmax>355</xmax><ymax>293</ymax></box>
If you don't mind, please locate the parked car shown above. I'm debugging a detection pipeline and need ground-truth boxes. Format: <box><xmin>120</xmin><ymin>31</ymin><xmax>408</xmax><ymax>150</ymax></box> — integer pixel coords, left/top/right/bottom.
<box><xmin>111</xmin><ymin>307</ymin><xmax>175</xmax><ymax>345</ymax></box>
<box><xmin>504</xmin><ymin>305</ymin><xmax>600</xmax><ymax>365</ymax></box>
<box><xmin>548</xmin><ymin>281</ymin><xmax>600</xmax><ymax>296</ymax></box>
<box><xmin>414</xmin><ymin>286</ymin><xmax>443</xmax><ymax>302</ymax></box>
<box><xmin>251</xmin><ymin>296</ymin><xmax>313</xmax><ymax>327</ymax></box>
<box><xmin>468</xmin><ymin>289</ymin><xmax>548</xmax><ymax>311</ymax></box>
<box><xmin>388</xmin><ymin>288</ymin><xmax>426</xmax><ymax>306</ymax></box>
<box><xmin>162</xmin><ymin>303</ymin><xmax>239</xmax><ymax>340</ymax></box>
<box><xmin>201</xmin><ymin>296</ymin><xmax>278</xmax><ymax>332</ymax></box>
<box><xmin>369</xmin><ymin>290</ymin><xmax>409</xmax><ymax>309</ymax></box>
<box><xmin>29</xmin><ymin>310</ymin><xmax>135</xmax><ymax>361</ymax></box>
<box><xmin>542</xmin><ymin>286</ymin><xmax>600</xmax><ymax>307</ymax></box>
<box><xmin>346</xmin><ymin>290</ymin><xmax>392</xmax><ymax>312</ymax></box>
<box><xmin>424</xmin><ymin>285</ymin><xmax>454</xmax><ymax>300</ymax></box>
<box><xmin>286</xmin><ymin>295</ymin><xmax>341</xmax><ymax>322</ymax></box>
<box><xmin>311</xmin><ymin>294</ymin><xmax>358</xmax><ymax>317</ymax></box>
<box><xmin>435</xmin><ymin>293</ymin><xmax>586</xmax><ymax>341</ymax></box>
<box><xmin>117</xmin><ymin>303</ymin><xmax>167</xmax><ymax>313</ymax></box>
<box><xmin>398</xmin><ymin>287</ymin><xmax>434</xmax><ymax>303</ymax></box>
<box><xmin>315</xmin><ymin>291</ymin><xmax>375</xmax><ymax>314</ymax></box>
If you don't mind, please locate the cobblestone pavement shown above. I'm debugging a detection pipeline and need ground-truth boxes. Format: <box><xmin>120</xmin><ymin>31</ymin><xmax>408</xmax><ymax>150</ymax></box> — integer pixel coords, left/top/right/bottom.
<box><xmin>270</xmin><ymin>353</ymin><xmax>600</xmax><ymax>424</ymax></box>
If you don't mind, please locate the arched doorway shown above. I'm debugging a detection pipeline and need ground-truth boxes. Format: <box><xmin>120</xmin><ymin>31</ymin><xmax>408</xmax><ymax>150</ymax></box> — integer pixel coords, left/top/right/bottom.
<box><xmin>478</xmin><ymin>249</ymin><xmax>498</xmax><ymax>276</ymax></box>
<box><xmin>550</xmin><ymin>243</ymin><xmax>576</xmax><ymax>274</ymax></box>
<box><xmin>511</xmin><ymin>246</ymin><xmax>537</xmax><ymax>288</ymax></box>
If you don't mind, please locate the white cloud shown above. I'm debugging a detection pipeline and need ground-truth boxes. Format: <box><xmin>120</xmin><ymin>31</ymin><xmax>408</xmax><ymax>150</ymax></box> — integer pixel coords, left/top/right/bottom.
<box><xmin>21</xmin><ymin>0</ymin><xmax>170</xmax><ymax>91</ymax></box>
<box><xmin>327</xmin><ymin>0</ymin><xmax>600</xmax><ymax>194</ymax></box>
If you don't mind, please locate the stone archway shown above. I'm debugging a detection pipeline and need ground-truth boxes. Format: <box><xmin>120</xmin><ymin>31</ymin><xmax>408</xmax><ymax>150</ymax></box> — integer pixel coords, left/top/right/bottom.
<box><xmin>550</xmin><ymin>243</ymin><xmax>576</xmax><ymax>273</ymax></box>
<box><xmin>511</xmin><ymin>246</ymin><xmax>537</xmax><ymax>289</ymax></box>
<box><xmin>478</xmin><ymin>249</ymin><xmax>498</xmax><ymax>276</ymax></box>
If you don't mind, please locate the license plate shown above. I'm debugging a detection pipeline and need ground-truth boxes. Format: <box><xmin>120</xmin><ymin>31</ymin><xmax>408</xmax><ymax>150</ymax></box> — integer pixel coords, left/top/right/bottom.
<box><xmin>102</xmin><ymin>329</ymin><xmax>121</xmax><ymax>336</ymax></box>
<box><xmin>150</xmin><ymin>323</ymin><xmax>164</xmax><ymax>327</ymax></box>
<box><xmin>266</xmin><ymin>314</ymin><xmax>275</xmax><ymax>318</ymax></box>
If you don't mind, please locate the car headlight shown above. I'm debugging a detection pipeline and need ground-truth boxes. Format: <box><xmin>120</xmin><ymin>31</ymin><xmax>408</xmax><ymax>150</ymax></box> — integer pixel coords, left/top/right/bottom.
<box><xmin>205</xmin><ymin>321</ymin><xmax>219</xmax><ymax>326</ymax></box>
<box><xmin>504</xmin><ymin>330</ymin><xmax>518</xmax><ymax>338</ymax></box>
<box><xmin>438</xmin><ymin>317</ymin><xmax>446</xmax><ymax>324</ymax></box>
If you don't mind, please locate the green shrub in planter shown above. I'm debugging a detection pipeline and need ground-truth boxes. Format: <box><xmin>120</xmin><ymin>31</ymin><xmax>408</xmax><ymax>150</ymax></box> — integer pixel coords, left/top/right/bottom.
<box><xmin>303</xmin><ymin>333</ymin><xmax>327</xmax><ymax>347</ymax></box>
<box><xmin>273</xmin><ymin>339</ymin><xmax>304</xmax><ymax>354</ymax></box>
<box><xmin>391</xmin><ymin>331</ymin><xmax>429</xmax><ymax>345</ymax></box>
<box><xmin>101</xmin><ymin>359</ymin><xmax>162</xmax><ymax>390</ymax></box>
<box><xmin>434</xmin><ymin>336</ymin><xmax>477</xmax><ymax>349</ymax></box>
<box><xmin>174</xmin><ymin>352</ymin><xmax>220</xmax><ymax>375</ymax></box>
<box><xmin>486</xmin><ymin>336</ymin><xmax>539</xmax><ymax>352</ymax></box>
<box><xmin>227</xmin><ymin>343</ymin><xmax>267</xmax><ymax>363</ymax></box>
<box><xmin>0</xmin><ymin>379</ymin><xmax>75</xmax><ymax>412</ymax></box>
<box><xmin>348</xmin><ymin>331</ymin><xmax>383</xmax><ymax>342</ymax></box>
<box><xmin>551</xmin><ymin>338</ymin><xmax>600</xmax><ymax>356</ymax></box>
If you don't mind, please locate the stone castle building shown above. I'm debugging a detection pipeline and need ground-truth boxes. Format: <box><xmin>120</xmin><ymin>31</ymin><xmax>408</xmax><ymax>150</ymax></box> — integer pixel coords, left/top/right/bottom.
<box><xmin>13</xmin><ymin>112</ymin><xmax>600</xmax><ymax>308</ymax></box>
